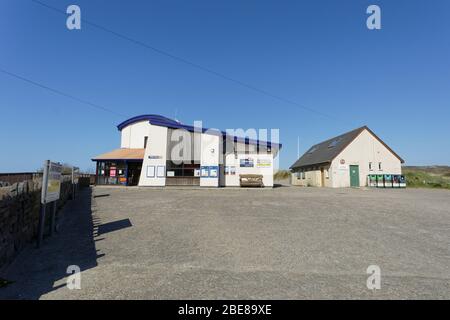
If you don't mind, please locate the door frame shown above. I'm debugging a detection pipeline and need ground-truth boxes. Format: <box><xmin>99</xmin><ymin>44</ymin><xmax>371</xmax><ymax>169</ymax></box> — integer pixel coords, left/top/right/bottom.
<box><xmin>320</xmin><ymin>167</ymin><xmax>325</xmax><ymax>187</ymax></box>
<box><xmin>349</xmin><ymin>165</ymin><xmax>360</xmax><ymax>187</ymax></box>
<box><xmin>127</xmin><ymin>161</ymin><xmax>142</xmax><ymax>186</ymax></box>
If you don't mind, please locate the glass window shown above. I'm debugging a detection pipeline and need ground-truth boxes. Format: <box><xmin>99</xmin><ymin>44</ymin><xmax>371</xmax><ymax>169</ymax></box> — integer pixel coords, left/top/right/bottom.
<box><xmin>166</xmin><ymin>161</ymin><xmax>200</xmax><ymax>177</ymax></box>
<box><xmin>328</xmin><ymin>139</ymin><xmax>341</xmax><ymax>148</ymax></box>
<box><xmin>96</xmin><ymin>161</ymin><xmax>127</xmax><ymax>185</ymax></box>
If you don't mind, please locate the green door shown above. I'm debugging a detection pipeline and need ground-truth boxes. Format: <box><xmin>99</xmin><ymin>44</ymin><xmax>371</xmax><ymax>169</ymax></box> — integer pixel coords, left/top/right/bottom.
<box><xmin>349</xmin><ymin>165</ymin><xmax>360</xmax><ymax>187</ymax></box>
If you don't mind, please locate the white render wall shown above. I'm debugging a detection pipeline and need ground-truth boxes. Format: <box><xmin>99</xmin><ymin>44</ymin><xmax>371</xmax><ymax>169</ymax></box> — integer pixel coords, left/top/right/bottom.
<box><xmin>330</xmin><ymin>129</ymin><xmax>402</xmax><ymax>187</ymax></box>
<box><xmin>224</xmin><ymin>153</ymin><xmax>275</xmax><ymax>187</ymax></box>
<box><xmin>120</xmin><ymin>120</ymin><xmax>149</xmax><ymax>149</ymax></box>
<box><xmin>138</xmin><ymin>125</ymin><xmax>168</xmax><ymax>186</ymax></box>
<box><xmin>200</xmin><ymin>133</ymin><xmax>221</xmax><ymax>187</ymax></box>
<box><xmin>291</xmin><ymin>170</ymin><xmax>321</xmax><ymax>187</ymax></box>
<box><xmin>291</xmin><ymin>166</ymin><xmax>332</xmax><ymax>187</ymax></box>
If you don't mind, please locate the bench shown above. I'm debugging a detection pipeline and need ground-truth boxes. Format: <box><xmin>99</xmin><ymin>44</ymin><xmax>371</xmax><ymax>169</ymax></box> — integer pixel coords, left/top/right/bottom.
<box><xmin>239</xmin><ymin>174</ymin><xmax>264</xmax><ymax>187</ymax></box>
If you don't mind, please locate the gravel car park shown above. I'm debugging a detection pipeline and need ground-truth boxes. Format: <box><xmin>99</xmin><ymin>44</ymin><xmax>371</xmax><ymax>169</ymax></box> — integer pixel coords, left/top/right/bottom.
<box><xmin>1</xmin><ymin>186</ymin><xmax>449</xmax><ymax>299</ymax></box>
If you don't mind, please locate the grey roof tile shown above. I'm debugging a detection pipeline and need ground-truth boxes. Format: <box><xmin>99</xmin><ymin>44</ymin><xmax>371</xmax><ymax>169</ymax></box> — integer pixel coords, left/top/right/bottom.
<box><xmin>290</xmin><ymin>126</ymin><xmax>404</xmax><ymax>169</ymax></box>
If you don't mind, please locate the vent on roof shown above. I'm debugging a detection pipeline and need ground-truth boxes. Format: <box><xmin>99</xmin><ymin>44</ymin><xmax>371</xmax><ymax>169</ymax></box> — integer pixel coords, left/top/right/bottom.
<box><xmin>328</xmin><ymin>138</ymin><xmax>341</xmax><ymax>148</ymax></box>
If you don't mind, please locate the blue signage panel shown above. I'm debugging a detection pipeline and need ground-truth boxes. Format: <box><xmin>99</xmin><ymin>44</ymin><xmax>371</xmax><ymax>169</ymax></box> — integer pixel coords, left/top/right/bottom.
<box><xmin>208</xmin><ymin>166</ymin><xmax>218</xmax><ymax>178</ymax></box>
<box><xmin>240</xmin><ymin>158</ymin><xmax>254</xmax><ymax>168</ymax></box>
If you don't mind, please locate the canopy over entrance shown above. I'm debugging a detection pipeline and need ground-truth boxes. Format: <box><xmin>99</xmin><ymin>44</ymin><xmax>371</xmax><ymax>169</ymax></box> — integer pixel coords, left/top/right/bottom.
<box><xmin>92</xmin><ymin>148</ymin><xmax>145</xmax><ymax>161</ymax></box>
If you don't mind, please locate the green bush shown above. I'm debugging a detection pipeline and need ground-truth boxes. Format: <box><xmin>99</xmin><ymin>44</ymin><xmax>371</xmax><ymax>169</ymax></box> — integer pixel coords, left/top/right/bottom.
<box><xmin>404</xmin><ymin>169</ymin><xmax>450</xmax><ymax>189</ymax></box>
<box><xmin>274</xmin><ymin>170</ymin><xmax>291</xmax><ymax>180</ymax></box>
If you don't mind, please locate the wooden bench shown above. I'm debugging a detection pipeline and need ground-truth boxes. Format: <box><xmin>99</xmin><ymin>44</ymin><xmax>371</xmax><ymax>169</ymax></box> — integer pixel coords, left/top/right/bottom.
<box><xmin>239</xmin><ymin>174</ymin><xmax>264</xmax><ymax>187</ymax></box>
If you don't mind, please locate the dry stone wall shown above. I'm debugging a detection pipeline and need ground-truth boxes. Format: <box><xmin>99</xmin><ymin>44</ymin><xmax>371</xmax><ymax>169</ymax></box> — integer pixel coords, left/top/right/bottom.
<box><xmin>0</xmin><ymin>179</ymin><xmax>73</xmax><ymax>270</ymax></box>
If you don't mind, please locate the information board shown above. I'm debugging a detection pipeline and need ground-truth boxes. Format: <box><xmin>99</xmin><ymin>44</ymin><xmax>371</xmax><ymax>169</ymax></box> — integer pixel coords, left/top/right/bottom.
<box><xmin>41</xmin><ymin>161</ymin><xmax>62</xmax><ymax>204</ymax></box>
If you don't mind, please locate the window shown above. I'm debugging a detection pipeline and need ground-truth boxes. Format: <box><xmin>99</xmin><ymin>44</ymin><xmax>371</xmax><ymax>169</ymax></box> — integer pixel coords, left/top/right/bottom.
<box><xmin>146</xmin><ymin>166</ymin><xmax>155</xmax><ymax>177</ymax></box>
<box><xmin>144</xmin><ymin>136</ymin><xmax>148</xmax><ymax>149</ymax></box>
<box><xmin>369</xmin><ymin>162</ymin><xmax>373</xmax><ymax>171</ymax></box>
<box><xmin>245</xmin><ymin>143</ymin><xmax>258</xmax><ymax>154</ymax></box>
<box><xmin>378</xmin><ymin>162</ymin><xmax>382</xmax><ymax>170</ymax></box>
<box><xmin>166</xmin><ymin>161</ymin><xmax>200</xmax><ymax>177</ymax></box>
<box><xmin>328</xmin><ymin>138</ymin><xmax>341</xmax><ymax>148</ymax></box>
<box><xmin>307</xmin><ymin>147</ymin><xmax>317</xmax><ymax>154</ymax></box>
<box><xmin>257</xmin><ymin>144</ymin><xmax>272</xmax><ymax>154</ymax></box>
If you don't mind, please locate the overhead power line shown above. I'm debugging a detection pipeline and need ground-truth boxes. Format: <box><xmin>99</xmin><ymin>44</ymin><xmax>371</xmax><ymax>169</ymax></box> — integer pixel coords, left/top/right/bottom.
<box><xmin>0</xmin><ymin>67</ymin><xmax>128</xmax><ymax>118</ymax></box>
<box><xmin>31</xmin><ymin>0</ymin><xmax>337</xmax><ymax>121</ymax></box>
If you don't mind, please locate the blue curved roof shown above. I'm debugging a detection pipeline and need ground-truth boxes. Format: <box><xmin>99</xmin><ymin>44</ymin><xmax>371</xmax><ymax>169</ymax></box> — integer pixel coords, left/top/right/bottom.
<box><xmin>117</xmin><ymin>114</ymin><xmax>282</xmax><ymax>148</ymax></box>
<box><xmin>117</xmin><ymin>114</ymin><xmax>180</xmax><ymax>131</ymax></box>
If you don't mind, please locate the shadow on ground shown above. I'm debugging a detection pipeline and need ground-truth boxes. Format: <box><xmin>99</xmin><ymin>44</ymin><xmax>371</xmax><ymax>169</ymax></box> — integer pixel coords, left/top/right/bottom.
<box><xmin>273</xmin><ymin>183</ymin><xmax>290</xmax><ymax>188</ymax></box>
<box><xmin>96</xmin><ymin>218</ymin><xmax>132</xmax><ymax>236</ymax></box>
<box><xmin>0</xmin><ymin>188</ymin><xmax>102</xmax><ymax>299</ymax></box>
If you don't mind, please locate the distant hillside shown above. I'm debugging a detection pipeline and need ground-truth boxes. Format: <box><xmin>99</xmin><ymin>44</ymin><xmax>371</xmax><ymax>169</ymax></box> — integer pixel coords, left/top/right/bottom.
<box><xmin>403</xmin><ymin>166</ymin><xmax>450</xmax><ymax>189</ymax></box>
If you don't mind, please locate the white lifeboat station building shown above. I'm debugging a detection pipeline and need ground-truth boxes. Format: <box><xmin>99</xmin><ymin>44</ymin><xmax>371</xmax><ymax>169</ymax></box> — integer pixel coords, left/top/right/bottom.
<box><xmin>92</xmin><ymin>115</ymin><xmax>281</xmax><ymax>187</ymax></box>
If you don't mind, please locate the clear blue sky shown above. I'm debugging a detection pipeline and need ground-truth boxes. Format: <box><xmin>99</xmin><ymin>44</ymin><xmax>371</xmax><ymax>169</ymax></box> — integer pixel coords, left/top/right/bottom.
<box><xmin>1</xmin><ymin>0</ymin><xmax>449</xmax><ymax>172</ymax></box>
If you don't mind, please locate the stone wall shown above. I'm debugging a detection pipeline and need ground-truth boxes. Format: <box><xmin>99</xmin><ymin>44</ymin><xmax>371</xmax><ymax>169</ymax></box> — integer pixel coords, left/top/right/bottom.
<box><xmin>0</xmin><ymin>173</ymin><xmax>42</xmax><ymax>186</ymax></box>
<box><xmin>0</xmin><ymin>179</ymin><xmax>73</xmax><ymax>270</ymax></box>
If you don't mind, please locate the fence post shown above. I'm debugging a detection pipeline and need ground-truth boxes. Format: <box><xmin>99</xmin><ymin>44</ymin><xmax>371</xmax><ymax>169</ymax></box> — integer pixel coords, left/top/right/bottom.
<box><xmin>49</xmin><ymin>200</ymin><xmax>57</xmax><ymax>236</ymax></box>
<box><xmin>71</xmin><ymin>166</ymin><xmax>79</xmax><ymax>199</ymax></box>
<box><xmin>37</xmin><ymin>160</ymin><xmax>50</xmax><ymax>248</ymax></box>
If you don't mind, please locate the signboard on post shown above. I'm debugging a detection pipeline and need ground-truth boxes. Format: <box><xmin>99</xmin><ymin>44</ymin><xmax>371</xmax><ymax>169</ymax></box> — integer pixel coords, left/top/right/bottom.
<box><xmin>41</xmin><ymin>161</ymin><xmax>62</xmax><ymax>204</ymax></box>
<box><xmin>38</xmin><ymin>160</ymin><xmax>62</xmax><ymax>247</ymax></box>
<box><xmin>72</xmin><ymin>166</ymin><xmax>80</xmax><ymax>184</ymax></box>
<box><xmin>72</xmin><ymin>166</ymin><xmax>80</xmax><ymax>199</ymax></box>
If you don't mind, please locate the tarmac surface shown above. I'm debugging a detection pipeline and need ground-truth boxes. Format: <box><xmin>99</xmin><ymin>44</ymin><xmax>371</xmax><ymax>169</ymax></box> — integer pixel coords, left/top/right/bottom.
<box><xmin>1</xmin><ymin>185</ymin><xmax>449</xmax><ymax>299</ymax></box>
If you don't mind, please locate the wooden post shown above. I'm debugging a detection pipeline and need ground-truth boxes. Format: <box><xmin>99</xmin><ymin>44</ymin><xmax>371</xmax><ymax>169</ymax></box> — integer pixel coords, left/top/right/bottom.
<box><xmin>37</xmin><ymin>202</ymin><xmax>46</xmax><ymax>248</ymax></box>
<box><xmin>38</xmin><ymin>160</ymin><xmax>50</xmax><ymax>248</ymax></box>
<box><xmin>50</xmin><ymin>201</ymin><xmax>57</xmax><ymax>236</ymax></box>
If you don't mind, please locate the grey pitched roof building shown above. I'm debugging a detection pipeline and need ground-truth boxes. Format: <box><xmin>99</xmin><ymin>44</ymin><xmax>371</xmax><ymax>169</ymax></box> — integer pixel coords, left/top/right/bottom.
<box><xmin>290</xmin><ymin>126</ymin><xmax>404</xmax><ymax>170</ymax></box>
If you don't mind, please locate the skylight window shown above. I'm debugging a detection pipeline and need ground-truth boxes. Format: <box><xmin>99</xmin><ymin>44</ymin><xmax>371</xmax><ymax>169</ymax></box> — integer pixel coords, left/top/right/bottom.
<box><xmin>308</xmin><ymin>147</ymin><xmax>317</xmax><ymax>154</ymax></box>
<box><xmin>328</xmin><ymin>138</ymin><xmax>341</xmax><ymax>148</ymax></box>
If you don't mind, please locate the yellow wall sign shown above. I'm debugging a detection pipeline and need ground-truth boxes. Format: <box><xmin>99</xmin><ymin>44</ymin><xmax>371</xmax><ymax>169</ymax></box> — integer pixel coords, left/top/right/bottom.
<box><xmin>257</xmin><ymin>159</ymin><xmax>272</xmax><ymax>168</ymax></box>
